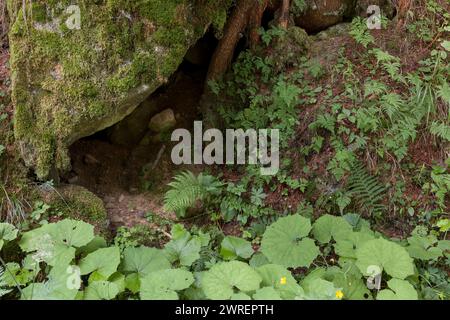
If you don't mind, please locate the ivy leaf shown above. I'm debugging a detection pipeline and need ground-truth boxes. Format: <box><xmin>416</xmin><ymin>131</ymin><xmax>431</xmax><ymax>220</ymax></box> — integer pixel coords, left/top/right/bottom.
<box><xmin>121</xmin><ymin>246</ymin><xmax>170</xmax><ymax>277</ymax></box>
<box><xmin>253</xmin><ymin>287</ymin><xmax>282</xmax><ymax>300</ymax></box>
<box><xmin>202</xmin><ymin>261</ymin><xmax>262</xmax><ymax>300</ymax></box>
<box><xmin>256</xmin><ymin>264</ymin><xmax>304</xmax><ymax>299</ymax></box>
<box><xmin>140</xmin><ymin>269</ymin><xmax>194</xmax><ymax>300</ymax></box>
<box><xmin>261</xmin><ymin>215</ymin><xmax>319</xmax><ymax>268</ymax></box>
<box><xmin>376</xmin><ymin>279</ymin><xmax>418</xmax><ymax>300</ymax></box>
<box><xmin>79</xmin><ymin>247</ymin><xmax>121</xmax><ymax>278</ymax></box>
<box><xmin>312</xmin><ymin>215</ymin><xmax>353</xmax><ymax>244</ymax></box>
<box><xmin>355</xmin><ymin>238</ymin><xmax>415</xmax><ymax>279</ymax></box>
<box><xmin>220</xmin><ymin>236</ymin><xmax>254</xmax><ymax>260</ymax></box>
<box><xmin>0</xmin><ymin>223</ymin><xmax>18</xmax><ymax>250</ymax></box>
<box><xmin>84</xmin><ymin>281</ymin><xmax>120</xmax><ymax>300</ymax></box>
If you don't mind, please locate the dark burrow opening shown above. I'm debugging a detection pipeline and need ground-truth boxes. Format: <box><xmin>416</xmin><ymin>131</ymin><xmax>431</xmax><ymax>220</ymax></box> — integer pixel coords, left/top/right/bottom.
<box><xmin>64</xmin><ymin>32</ymin><xmax>220</xmax><ymax>227</ymax></box>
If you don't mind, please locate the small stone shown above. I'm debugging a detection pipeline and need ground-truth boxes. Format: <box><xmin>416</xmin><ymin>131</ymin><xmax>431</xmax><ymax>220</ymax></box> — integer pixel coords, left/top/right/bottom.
<box><xmin>68</xmin><ymin>175</ymin><xmax>79</xmax><ymax>184</ymax></box>
<box><xmin>149</xmin><ymin>109</ymin><xmax>176</xmax><ymax>133</ymax></box>
<box><xmin>110</xmin><ymin>215</ymin><xmax>123</xmax><ymax>224</ymax></box>
<box><xmin>84</xmin><ymin>154</ymin><xmax>100</xmax><ymax>165</ymax></box>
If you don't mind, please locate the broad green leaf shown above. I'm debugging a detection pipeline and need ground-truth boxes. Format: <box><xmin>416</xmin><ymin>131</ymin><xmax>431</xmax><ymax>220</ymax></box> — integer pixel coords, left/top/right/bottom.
<box><xmin>0</xmin><ymin>262</ymin><xmax>34</xmax><ymax>286</ymax></box>
<box><xmin>19</xmin><ymin>224</ymin><xmax>54</xmax><ymax>252</ymax></box>
<box><xmin>47</xmin><ymin>244</ymin><xmax>76</xmax><ymax>267</ymax></box>
<box><xmin>140</xmin><ymin>269</ymin><xmax>194</xmax><ymax>300</ymax></box>
<box><xmin>202</xmin><ymin>261</ymin><xmax>262</xmax><ymax>300</ymax></box>
<box><xmin>125</xmin><ymin>273</ymin><xmax>140</xmax><ymax>294</ymax></box>
<box><xmin>121</xmin><ymin>246</ymin><xmax>170</xmax><ymax>277</ymax></box>
<box><xmin>261</xmin><ymin>215</ymin><xmax>319</xmax><ymax>268</ymax></box>
<box><xmin>19</xmin><ymin>219</ymin><xmax>94</xmax><ymax>266</ymax></box>
<box><xmin>220</xmin><ymin>236</ymin><xmax>253</xmax><ymax>260</ymax></box>
<box><xmin>312</xmin><ymin>215</ymin><xmax>353</xmax><ymax>244</ymax></box>
<box><xmin>84</xmin><ymin>281</ymin><xmax>120</xmax><ymax>300</ymax></box>
<box><xmin>376</xmin><ymin>279</ymin><xmax>418</xmax><ymax>300</ymax></box>
<box><xmin>49</xmin><ymin>219</ymin><xmax>94</xmax><ymax>248</ymax></box>
<box><xmin>253</xmin><ymin>287</ymin><xmax>282</xmax><ymax>300</ymax></box>
<box><xmin>164</xmin><ymin>226</ymin><xmax>203</xmax><ymax>266</ymax></box>
<box><xmin>79</xmin><ymin>247</ymin><xmax>120</xmax><ymax>278</ymax></box>
<box><xmin>256</xmin><ymin>264</ymin><xmax>304</xmax><ymax>299</ymax></box>
<box><xmin>21</xmin><ymin>265</ymin><xmax>79</xmax><ymax>300</ymax></box>
<box><xmin>299</xmin><ymin>278</ymin><xmax>341</xmax><ymax>300</ymax></box>
<box><xmin>77</xmin><ymin>236</ymin><xmax>107</xmax><ymax>255</ymax></box>
<box><xmin>406</xmin><ymin>235</ymin><xmax>443</xmax><ymax>261</ymax></box>
<box><xmin>355</xmin><ymin>238</ymin><xmax>415</xmax><ymax>279</ymax></box>
<box><xmin>249</xmin><ymin>252</ymin><xmax>270</xmax><ymax>268</ymax></box>
<box><xmin>334</xmin><ymin>231</ymin><xmax>375</xmax><ymax>259</ymax></box>
<box><xmin>326</xmin><ymin>263</ymin><xmax>371</xmax><ymax>300</ymax></box>
<box><xmin>230</xmin><ymin>292</ymin><xmax>251</xmax><ymax>300</ymax></box>
<box><xmin>0</xmin><ymin>223</ymin><xmax>18</xmax><ymax>250</ymax></box>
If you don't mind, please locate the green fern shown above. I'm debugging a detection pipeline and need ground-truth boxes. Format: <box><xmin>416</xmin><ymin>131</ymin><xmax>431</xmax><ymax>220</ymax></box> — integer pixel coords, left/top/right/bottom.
<box><xmin>347</xmin><ymin>163</ymin><xmax>386</xmax><ymax>216</ymax></box>
<box><xmin>164</xmin><ymin>171</ymin><xmax>223</xmax><ymax>218</ymax></box>
<box><xmin>430</xmin><ymin>121</ymin><xmax>450</xmax><ymax>141</ymax></box>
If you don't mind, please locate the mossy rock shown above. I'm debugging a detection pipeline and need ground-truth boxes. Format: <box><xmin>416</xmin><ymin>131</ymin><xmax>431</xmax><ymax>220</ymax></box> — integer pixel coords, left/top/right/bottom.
<box><xmin>294</xmin><ymin>0</ymin><xmax>355</xmax><ymax>33</ymax></box>
<box><xmin>7</xmin><ymin>0</ymin><xmax>232</xmax><ymax>179</ymax></box>
<box><xmin>38</xmin><ymin>184</ymin><xmax>109</xmax><ymax>234</ymax></box>
<box><xmin>272</xmin><ymin>26</ymin><xmax>311</xmax><ymax>71</ymax></box>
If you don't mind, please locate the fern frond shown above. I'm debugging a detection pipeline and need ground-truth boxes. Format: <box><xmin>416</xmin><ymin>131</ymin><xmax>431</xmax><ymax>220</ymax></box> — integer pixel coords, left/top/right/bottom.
<box><xmin>347</xmin><ymin>163</ymin><xmax>386</xmax><ymax>216</ymax></box>
<box><xmin>430</xmin><ymin>122</ymin><xmax>450</xmax><ymax>141</ymax></box>
<box><xmin>163</xmin><ymin>171</ymin><xmax>222</xmax><ymax>217</ymax></box>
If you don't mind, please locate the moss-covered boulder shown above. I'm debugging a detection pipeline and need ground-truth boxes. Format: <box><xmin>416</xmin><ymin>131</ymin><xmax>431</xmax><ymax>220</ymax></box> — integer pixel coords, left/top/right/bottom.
<box><xmin>294</xmin><ymin>0</ymin><xmax>355</xmax><ymax>33</ymax></box>
<box><xmin>7</xmin><ymin>0</ymin><xmax>231</xmax><ymax>179</ymax></box>
<box><xmin>38</xmin><ymin>184</ymin><xmax>109</xmax><ymax>234</ymax></box>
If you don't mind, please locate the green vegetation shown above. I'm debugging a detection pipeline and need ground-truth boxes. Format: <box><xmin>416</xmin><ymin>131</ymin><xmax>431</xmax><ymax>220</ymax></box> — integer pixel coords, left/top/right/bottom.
<box><xmin>1</xmin><ymin>0</ymin><xmax>449</xmax><ymax>301</ymax></box>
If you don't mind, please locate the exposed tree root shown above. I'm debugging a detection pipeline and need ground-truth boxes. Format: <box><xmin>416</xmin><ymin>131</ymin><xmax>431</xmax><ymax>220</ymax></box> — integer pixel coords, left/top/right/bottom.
<box><xmin>206</xmin><ymin>0</ymin><xmax>291</xmax><ymax>81</ymax></box>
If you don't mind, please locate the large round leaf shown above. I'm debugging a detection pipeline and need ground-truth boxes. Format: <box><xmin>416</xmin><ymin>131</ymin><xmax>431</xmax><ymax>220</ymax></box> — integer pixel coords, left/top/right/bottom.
<box><xmin>140</xmin><ymin>269</ymin><xmax>194</xmax><ymax>300</ymax></box>
<box><xmin>220</xmin><ymin>236</ymin><xmax>254</xmax><ymax>260</ymax></box>
<box><xmin>261</xmin><ymin>215</ymin><xmax>319</xmax><ymax>268</ymax></box>
<box><xmin>202</xmin><ymin>261</ymin><xmax>262</xmax><ymax>300</ymax></box>
<box><xmin>256</xmin><ymin>264</ymin><xmax>304</xmax><ymax>299</ymax></box>
<box><xmin>355</xmin><ymin>238</ymin><xmax>415</xmax><ymax>280</ymax></box>
<box><xmin>312</xmin><ymin>214</ymin><xmax>353</xmax><ymax>244</ymax></box>
<box><xmin>376</xmin><ymin>279</ymin><xmax>418</xmax><ymax>300</ymax></box>
<box><xmin>79</xmin><ymin>247</ymin><xmax>120</xmax><ymax>278</ymax></box>
<box><xmin>121</xmin><ymin>246</ymin><xmax>170</xmax><ymax>277</ymax></box>
<box><xmin>0</xmin><ymin>223</ymin><xmax>18</xmax><ymax>250</ymax></box>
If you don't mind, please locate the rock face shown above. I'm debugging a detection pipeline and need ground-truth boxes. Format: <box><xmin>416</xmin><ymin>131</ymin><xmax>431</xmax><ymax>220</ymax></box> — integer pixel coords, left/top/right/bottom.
<box><xmin>294</xmin><ymin>0</ymin><xmax>355</xmax><ymax>33</ymax></box>
<box><xmin>7</xmin><ymin>0</ymin><xmax>231</xmax><ymax>179</ymax></box>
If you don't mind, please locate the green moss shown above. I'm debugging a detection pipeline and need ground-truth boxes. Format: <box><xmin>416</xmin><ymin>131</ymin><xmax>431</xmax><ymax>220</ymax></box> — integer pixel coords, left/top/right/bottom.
<box><xmin>38</xmin><ymin>184</ymin><xmax>109</xmax><ymax>234</ymax></box>
<box><xmin>8</xmin><ymin>0</ymin><xmax>232</xmax><ymax>179</ymax></box>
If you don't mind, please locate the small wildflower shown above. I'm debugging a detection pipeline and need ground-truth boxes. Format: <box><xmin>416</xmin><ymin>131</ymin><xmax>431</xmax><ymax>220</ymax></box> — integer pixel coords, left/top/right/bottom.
<box><xmin>280</xmin><ymin>277</ymin><xmax>287</xmax><ymax>285</ymax></box>
<box><xmin>335</xmin><ymin>290</ymin><xmax>344</xmax><ymax>300</ymax></box>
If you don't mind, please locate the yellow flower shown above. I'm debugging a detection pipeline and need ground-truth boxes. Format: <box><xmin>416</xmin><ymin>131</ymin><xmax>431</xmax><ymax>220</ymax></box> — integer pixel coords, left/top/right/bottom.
<box><xmin>335</xmin><ymin>290</ymin><xmax>344</xmax><ymax>300</ymax></box>
<box><xmin>280</xmin><ymin>277</ymin><xmax>287</xmax><ymax>285</ymax></box>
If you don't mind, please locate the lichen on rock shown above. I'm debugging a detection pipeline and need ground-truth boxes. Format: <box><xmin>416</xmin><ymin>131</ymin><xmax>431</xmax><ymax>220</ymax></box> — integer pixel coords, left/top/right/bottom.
<box><xmin>7</xmin><ymin>0</ymin><xmax>231</xmax><ymax>179</ymax></box>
